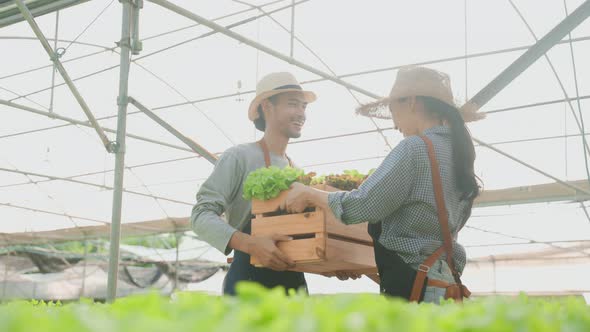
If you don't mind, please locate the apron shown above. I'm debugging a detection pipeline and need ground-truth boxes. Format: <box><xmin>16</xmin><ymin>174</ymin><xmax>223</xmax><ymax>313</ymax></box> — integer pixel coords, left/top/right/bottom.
<box><xmin>222</xmin><ymin>139</ymin><xmax>307</xmax><ymax>295</ymax></box>
<box><xmin>368</xmin><ymin>136</ymin><xmax>470</xmax><ymax>302</ymax></box>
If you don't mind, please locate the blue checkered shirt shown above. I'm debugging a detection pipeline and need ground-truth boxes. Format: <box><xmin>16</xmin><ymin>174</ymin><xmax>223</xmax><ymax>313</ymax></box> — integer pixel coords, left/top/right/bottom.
<box><xmin>328</xmin><ymin>126</ymin><xmax>472</xmax><ymax>272</ymax></box>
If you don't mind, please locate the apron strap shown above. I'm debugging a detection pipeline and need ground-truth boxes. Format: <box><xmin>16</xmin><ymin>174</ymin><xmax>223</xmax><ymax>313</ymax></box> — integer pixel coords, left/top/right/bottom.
<box><xmin>258</xmin><ymin>138</ymin><xmax>293</xmax><ymax>168</ymax></box>
<box><xmin>408</xmin><ymin>135</ymin><xmax>467</xmax><ymax>302</ymax></box>
<box><xmin>420</xmin><ymin>136</ymin><xmax>457</xmax><ymax>273</ymax></box>
<box><xmin>409</xmin><ymin>246</ymin><xmax>445</xmax><ymax>301</ymax></box>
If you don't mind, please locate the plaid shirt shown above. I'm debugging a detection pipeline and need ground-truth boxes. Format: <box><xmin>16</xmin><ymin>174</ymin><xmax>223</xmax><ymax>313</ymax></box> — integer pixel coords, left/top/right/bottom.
<box><xmin>328</xmin><ymin>126</ymin><xmax>472</xmax><ymax>272</ymax></box>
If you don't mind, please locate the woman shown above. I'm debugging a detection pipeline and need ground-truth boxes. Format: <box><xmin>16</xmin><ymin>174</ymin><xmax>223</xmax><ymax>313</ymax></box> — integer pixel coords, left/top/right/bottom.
<box><xmin>282</xmin><ymin>66</ymin><xmax>484</xmax><ymax>303</ymax></box>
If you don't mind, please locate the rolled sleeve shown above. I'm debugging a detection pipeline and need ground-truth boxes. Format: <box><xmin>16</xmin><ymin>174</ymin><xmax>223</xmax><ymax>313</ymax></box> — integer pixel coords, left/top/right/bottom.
<box><xmin>328</xmin><ymin>191</ymin><xmax>346</xmax><ymax>220</ymax></box>
<box><xmin>190</xmin><ymin>150</ymin><xmax>243</xmax><ymax>255</ymax></box>
<box><xmin>327</xmin><ymin>138</ymin><xmax>417</xmax><ymax>224</ymax></box>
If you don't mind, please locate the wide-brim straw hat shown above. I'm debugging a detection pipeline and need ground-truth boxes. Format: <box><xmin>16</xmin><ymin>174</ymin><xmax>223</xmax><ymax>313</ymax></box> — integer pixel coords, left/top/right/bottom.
<box><xmin>248</xmin><ymin>72</ymin><xmax>317</xmax><ymax>121</ymax></box>
<box><xmin>356</xmin><ymin>66</ymin><xmax>485</xmax><ymax>122</ymax></box>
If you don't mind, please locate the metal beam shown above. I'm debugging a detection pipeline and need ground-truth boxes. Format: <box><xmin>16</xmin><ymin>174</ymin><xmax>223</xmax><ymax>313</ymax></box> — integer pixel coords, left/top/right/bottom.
<box><xmin>473</xmin><ymin>179</ymin><xmax>590</xmax><ymax>207</ymax></box>
<box><xmin>147</xmin><ymin>0</ymin><xmax>380</xmax><ymax>99</ymax></box>
<box><xmin>128</xmin><ymin>97</ymin><xmax>218</xmax><ymax>164</ymax></box>
<box><xmin>234</xmin><ymin>0</ymin><xmax>394</xmax><ymax>151</ymax></box>
<box><xmin>0</xmin><ymin>0</ymin><xmax>89</xmax><ymax>28</ymax></box>
<box><xmin>150</xmin><ymin>33</ymin><xmax>590</xmax><ymax>110</ymax></box>
<box><xmin>467</xmin><ymin>0</ymin><xmax>590</xmax><ymax>110</ymax></box>
<box><xmin>135</xmin><ymin>0</ymin><xmax>310</xmax><ymax>62</ymax></box>
<box><xmin>0</xmin><ymin>216</ymin><xmax>189</xmax><ymax>246</ymax></box>
<box><xmin>5</xmin><ymin>129</ymin><xmax>582</xmax><ymax>193</ymax></box>
<box><xmin>508</xmin><ymin>0</ymin><xmax>590</xmax><ymax>157</ymax></box>
<box><xmin>14</xmin><ymin>0</ymin><xmax>112</xmax><ymax>151</ymax></box>
<box><xmin>457</xmin><ymin>2</ymin><xmax>590</xmax><ymax>204</ymax></box>
<box><xmin>581</xmin><ymin>202</ymin><xmax>590</xmax><ymax>224</ymax></box>
<box><xmin>0</xmin><ymin>155</ymin><xmax>208</xmax><ymax>189</ymax></box>
<box><xmin>473</xmin><ymin>136</ymin><xmax>590</xmax><ymax>196</ymax></box>
<box><xmin>1</xmin><ymin>0</ymin><xmax>299</xmax><ymax>83</ymax></box>
<box><xmin>486</xmin><ymin>94</ymin><xmax>590</xmax><ymax>114</ymax></box>
<box><xmin>301</xmin><ymin>35</ymin><xmax>590</xmax><ymax>84</ymax></box>
<box><xmin>0</xmin><ymin>99</ymin><xmax>194</xmax><ymax>153</ymax></box>
<box><xmin>0</xmin><ymin>202</ymin><xmax>107</xmax><ymax>225</ymax></box>
<box><xmin>0</xmin><ymin>167</ymin><xmax>191</xmax><ymax>206</ymax></box>
<box><xmin>141</xmin><ymin>0</ymin><xmax>286</xmax><ymax>42</ymax></box>
<box><xmin>289</xmin><ymin>0</ymin><xmax>295</xmax><ymax>57</ymax></box>
<box><xmin>107</xmin><ymin>0</ymin><xmax>134</xmax><ymax>303</ymax></box>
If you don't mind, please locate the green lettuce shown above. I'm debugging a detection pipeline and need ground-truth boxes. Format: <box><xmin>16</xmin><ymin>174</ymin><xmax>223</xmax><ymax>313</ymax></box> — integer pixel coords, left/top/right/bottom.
<box><xmin>243</xmin><ymin>166</ymin><xmax>304</xmax><ymax>201</ymax></box>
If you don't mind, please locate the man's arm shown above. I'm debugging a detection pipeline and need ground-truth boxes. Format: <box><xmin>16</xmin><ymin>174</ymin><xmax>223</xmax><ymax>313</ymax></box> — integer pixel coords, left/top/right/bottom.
<box><xmin>190</xmin><ymin>150</ymin><xmax>243</xmax><ymax>255</ymax></box>
<box><xmin>191</xmin><ymin>149</ymin><xmax>295</xmax><ymax>270</ymax></box>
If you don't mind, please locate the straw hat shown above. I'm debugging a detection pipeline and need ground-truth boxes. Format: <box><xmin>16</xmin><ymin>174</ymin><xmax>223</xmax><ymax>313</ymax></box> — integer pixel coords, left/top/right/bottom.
<box><xmin>356</xmin><ymin>66</ymin><xmax>485</xmax><ymax>122</ymax></box>
<box><xmin>248</xmin><ymin>72</ymin><xmax>317</xmax><ymax>121</ymax></box>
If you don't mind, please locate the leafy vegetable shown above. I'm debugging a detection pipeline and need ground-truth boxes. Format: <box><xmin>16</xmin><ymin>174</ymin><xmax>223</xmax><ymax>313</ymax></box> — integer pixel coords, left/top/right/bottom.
<box><xmin>1</xmin><ymin>284</ymin><xmax>589</xmax><ymax>332</ymax></box>
<box><xmin>243</xmin><ymin>166</ymin><xmax>304</xmax><ymax>200</ymax></box>
<box><xmin>318</xmin><ymin>169</ymin><xmax>375</xmax><ymax>191</ymax></box>
<box><xmin>243</xmin><ymin>168</ymin><xmax>377</xmax><ymax>201</ymax></box>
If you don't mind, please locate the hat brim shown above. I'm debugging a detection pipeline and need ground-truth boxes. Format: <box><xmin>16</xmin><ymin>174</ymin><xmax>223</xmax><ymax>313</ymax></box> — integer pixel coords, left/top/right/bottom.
<box><xmin>248</xmin><ymin>89</ymin><xmax>317</xmax><ymax>121</ymax></box>
<box><xmin>355</xmin><ymin>97</ymin><xmax>392</xmax><ymax>119</ymax></box>
<box><xmin>355</xmin><ymin>97</ymin><xmax>486</xmax><ymax>123</ymax></box>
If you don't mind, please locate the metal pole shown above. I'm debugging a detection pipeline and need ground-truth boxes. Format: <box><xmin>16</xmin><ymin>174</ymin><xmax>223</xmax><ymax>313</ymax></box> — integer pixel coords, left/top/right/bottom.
<box><xmin>582</xmin><ymin>203</ymin><xmax>590</xmax><ymax>224</ymax></box>
<box><xmin>14</xmin><ymin>0</ymin><xmax>112</xmax><ymax>151</ymax></box>
<box><xmin>80</xmin><ymin>238</ymin><xmax>88</xmax><ymax>298</ymax></box>
<box><xmin>106</xmin><ymin>0</ymin><xmax>135</xmax><ymax>303</ymax></box>
<box><xmin>49</xmin><ymin>11</ymin><xmax>60</xmax><ymax>113</ymax></box>
<box><xmin>131</xmin><ymin>0</ymin><xmax>143</xmax><ymax>55</ymax></box>
<box><xmin>467</xmin><ymin>0</ymin><xmax>590</xmax><ymax>110</ymax></box>
<box><xmin>174</xmin><ymin>233</ymin><xmax>180</xmax><ymax>291</ymax></box>
<box><xmin>128</xmin><ymin>97</ymin><xmax>217</xmax><ymax>164</ymax></box>
<box><xmin>290</xmin><ymin>0</ymin><xmax>295</xmax><ymax>57</ymax></box>
<box><xmin>147</xmin><ymin>0</ymin><xmax>380</xmax><ymax>99</ymax></box>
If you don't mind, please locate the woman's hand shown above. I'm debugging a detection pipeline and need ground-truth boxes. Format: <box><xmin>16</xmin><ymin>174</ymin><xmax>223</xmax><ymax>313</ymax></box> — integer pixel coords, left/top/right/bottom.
<box><xmin>334</xmin><ymin>272</ymin><xmax>362</xmax><ymax>281</ymax></box>
<box><xmin>321</xmin><ymin>272</ymin><xmax>363</xmax><ymax>280</ymax></box>
<box><xmin>281</xmin><ymin>182</ymin><xmax>312</xmax><ymax>213</ymax></box>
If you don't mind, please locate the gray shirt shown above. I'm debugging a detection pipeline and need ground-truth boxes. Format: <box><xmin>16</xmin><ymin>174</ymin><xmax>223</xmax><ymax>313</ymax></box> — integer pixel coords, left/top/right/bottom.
<box><xmin>328</xmin><ymin>126</ymin><xmax>472</xmax><ymax>273</ymax></box>
<box><xmin>190</xmin><ymin>142</ymin><xmax>292</xmax><ymax>255</ymax></box>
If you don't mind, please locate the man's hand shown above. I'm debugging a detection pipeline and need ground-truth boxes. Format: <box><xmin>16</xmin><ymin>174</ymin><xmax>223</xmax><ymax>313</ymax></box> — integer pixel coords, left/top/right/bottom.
<box><xmin>248</xmin><ymin>234</ymin><xmax>296</xmax><ymax>271</ymax></box>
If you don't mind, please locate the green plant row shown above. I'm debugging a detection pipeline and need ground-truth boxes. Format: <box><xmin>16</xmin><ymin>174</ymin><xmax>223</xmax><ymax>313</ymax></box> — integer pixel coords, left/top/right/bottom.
<box><xmin>2</xmin><ymin>284</ymin><xmax>589</xmax><ymax>332</ymax></box>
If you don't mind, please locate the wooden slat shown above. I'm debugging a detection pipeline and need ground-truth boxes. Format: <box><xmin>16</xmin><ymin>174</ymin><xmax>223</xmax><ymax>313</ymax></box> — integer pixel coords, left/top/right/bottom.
<box><xmin>304</xmin><ymin>265</ymin><xmax>378</xmax><ymax>275</ymax></box>
<box><xmin>325</xmin><ymin>212</ymin><xmax>372</xmax><ymax>244</ymax></box>
<box><xmin>325</xmin><ymin>238</ymin><xmax>376</xmax><ymax>268</ymax></box>
<box><xmin>251</xmin><ymin>189</ymin><xmax>290</xmax><ymax>214</ymax></box>
<box><xmin>253</xmin><ymin>238</ymin><xmax>377</xmax><ymax>274</ymax></box>
<box><xmin>251</xmin><ymin>211</ymin><xmax>325</xmax><ymax>237</ymax></box>
<box><xmin>251</xmin><ymin>237</ymin><xmax>325</xmax><ymax>266</ymax></box>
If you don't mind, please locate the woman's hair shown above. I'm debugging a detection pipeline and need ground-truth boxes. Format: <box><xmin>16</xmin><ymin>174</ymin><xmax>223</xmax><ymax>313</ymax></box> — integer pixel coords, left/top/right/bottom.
<box><xmin>418</xmin><ymin>96</ymin><xmax>481</xmax><ymax>202</ymax></box>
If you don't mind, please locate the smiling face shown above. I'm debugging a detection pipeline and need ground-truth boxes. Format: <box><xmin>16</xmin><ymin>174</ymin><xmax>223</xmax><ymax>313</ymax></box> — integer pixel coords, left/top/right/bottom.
<box><xmin>262</xmin><ymin>91</ymin><xmax>308</xmax><ymax>138</ymax></box>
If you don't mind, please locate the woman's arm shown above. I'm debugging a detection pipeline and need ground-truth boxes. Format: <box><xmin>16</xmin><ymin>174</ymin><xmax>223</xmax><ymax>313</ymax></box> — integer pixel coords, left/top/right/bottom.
<box><xmin>284</xmin><ymin>138</ymin><xmax>418</xmax><ymax>224</ymax></box>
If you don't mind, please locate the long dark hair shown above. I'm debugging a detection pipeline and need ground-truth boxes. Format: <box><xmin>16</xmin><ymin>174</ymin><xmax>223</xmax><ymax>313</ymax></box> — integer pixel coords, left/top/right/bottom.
<box><xmin>418</xmin><ymin>96</ymin><xmax>481</xmax><ymax>201</ymax></box>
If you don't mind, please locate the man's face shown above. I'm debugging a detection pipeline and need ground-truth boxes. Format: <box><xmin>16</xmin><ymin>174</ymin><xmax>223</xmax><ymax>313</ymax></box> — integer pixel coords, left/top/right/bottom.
<box><xmin>265</xmin><ymin>91</ymin><xmax>308</xmax><ymax>138</ymax></box>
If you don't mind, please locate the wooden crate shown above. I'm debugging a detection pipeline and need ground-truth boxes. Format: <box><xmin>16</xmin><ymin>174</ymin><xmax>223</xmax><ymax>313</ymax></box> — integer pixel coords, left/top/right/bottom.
<box><xmin>250</xmin><ymin>184</ymin><xmax>377</xmax><ymax>275</ymax></box>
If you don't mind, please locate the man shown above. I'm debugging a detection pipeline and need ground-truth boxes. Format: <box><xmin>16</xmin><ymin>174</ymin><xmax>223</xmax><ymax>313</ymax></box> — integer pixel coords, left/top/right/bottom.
<box><xmin>191</xmin><ymin>72</ymin><xmax>316</xmax><ymax>295</ymax></box>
